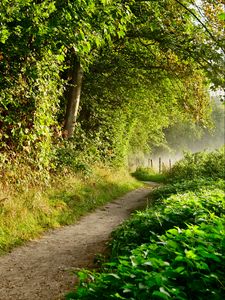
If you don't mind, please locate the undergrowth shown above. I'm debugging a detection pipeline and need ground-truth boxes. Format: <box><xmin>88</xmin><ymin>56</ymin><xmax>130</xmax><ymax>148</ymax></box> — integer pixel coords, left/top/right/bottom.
<box><xmin>66</xmin><ymin>149</ymin><xmax>225</xmax><ymax>300</ymax></box>
<box><xmin>168</xmin><ymin>147</ymin><xmax>225</xmax><ymax>181</ymax></box>
<box><xmin>68</xmin><ymin>217</ymin><xmax>225</xmax><ymax>300</ymax></box>
<box><xmin>109</xmin><ymin>184</ymin><xmax>225</xmax><ymax>257</ymax></box>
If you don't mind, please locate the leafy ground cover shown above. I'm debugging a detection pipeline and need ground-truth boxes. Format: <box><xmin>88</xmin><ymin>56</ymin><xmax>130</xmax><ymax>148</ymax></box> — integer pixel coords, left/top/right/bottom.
<box><xmin>109</xmin><ymin>186</ymin><xmax>225</xmax><ymax>257</ymax></box>
<box><xmin>69</xmin><ymin>217</ymin><xmax>225</xmax><ymax>300</ymax></box>
<box><xmin>66</xmin><ymin>150</ymin><xmax>225</xmax><ymax>300</ymax></box>
<box><xmin>150</xmin><ymin>178</ymin><xmax>225</xmax><ymax>202</ymax></box>
<box><xmin>0</xmin><ymin>167</ymin><xmax>142</xmax><ymax>254</ymax></box>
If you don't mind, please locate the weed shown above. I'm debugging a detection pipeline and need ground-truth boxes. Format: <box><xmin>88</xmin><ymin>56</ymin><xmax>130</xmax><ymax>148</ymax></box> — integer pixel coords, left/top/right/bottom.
<box><xmin>66</xmin><ymin>149</ymin><xmax>225</xmax><ymax>299</ymax></box>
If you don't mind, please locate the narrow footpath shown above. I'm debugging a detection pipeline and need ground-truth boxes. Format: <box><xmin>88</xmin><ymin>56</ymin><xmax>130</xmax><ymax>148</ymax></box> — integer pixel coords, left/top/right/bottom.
<box><xmin>0</xmin><ymin>183</ymin><xmax>159</xmax><ymax>300</ymax></box>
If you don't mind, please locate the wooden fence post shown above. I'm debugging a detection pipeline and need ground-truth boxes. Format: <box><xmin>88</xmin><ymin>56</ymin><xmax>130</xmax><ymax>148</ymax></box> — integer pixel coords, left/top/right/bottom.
<box><xmin>169</xmin><ymin>159</ymin><xmax>172</xmax><ymax>171</ymax></box>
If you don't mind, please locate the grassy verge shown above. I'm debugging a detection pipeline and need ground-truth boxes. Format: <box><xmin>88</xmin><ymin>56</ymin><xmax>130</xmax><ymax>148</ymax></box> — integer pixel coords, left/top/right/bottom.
<box><xmin>131</xmin><ymin>167</ymin><xmax>167</xmax><ymax>183</ymax></box>
<box><xmin>0</xmin><ymin>166</ymin><xmax>143</xmax><ymax>254</ymax></box>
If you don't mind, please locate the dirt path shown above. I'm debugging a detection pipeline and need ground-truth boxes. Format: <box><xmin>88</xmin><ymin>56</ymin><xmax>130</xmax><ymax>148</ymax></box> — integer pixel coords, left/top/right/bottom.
<box><xmin>0</xmin><ymin>183</ymin><xmax>159</xmax><ymax>300</ymax></box>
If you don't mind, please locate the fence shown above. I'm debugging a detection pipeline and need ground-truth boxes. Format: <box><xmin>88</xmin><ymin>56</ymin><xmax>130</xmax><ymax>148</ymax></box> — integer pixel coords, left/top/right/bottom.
<box><xmin>134</xmin><ymin>157</ymin><xmax>173</xmax><ymax>173</ymax></box>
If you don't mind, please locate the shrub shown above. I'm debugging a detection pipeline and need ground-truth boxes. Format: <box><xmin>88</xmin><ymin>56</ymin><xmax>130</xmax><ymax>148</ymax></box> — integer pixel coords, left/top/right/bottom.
<box><xmin>169</xmin><ymin>147</ymin><xmax>225</xmax><ymax>181</ymax></box>
<box><xmin>66</xmin><ymin>149</ymin><xmax>225</xmax><ymax>300</ymax></box>
<box><xmin>110</xmin><ymin>184</ymin><xmax>225</xmax><ymax>257</ymax></box>
<box><xmin>67</xmin><ymin>218</ymin><xmax>225</xmax><ymax>300</ymax></box>
<box><xmin>151</xmin><ymin>178</ymin><xmax>225</xmax><ymax>201</ymax></box>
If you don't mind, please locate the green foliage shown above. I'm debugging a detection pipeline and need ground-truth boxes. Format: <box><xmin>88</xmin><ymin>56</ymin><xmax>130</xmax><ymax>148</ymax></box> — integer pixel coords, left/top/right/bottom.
<box><xmin>169</xmin><ymin>148</ymin><xmax>225</xmax><ymax>181</ymax></box>
<box><xmin>110</xmin><ymin>183</ymin><xmax>225</xmax><ymax>257</ymax></box>
<box><xmin>131</xmin><ymin>167</ymin><xmax>167</xmax><ymax>183</ymax></box>
<box><xmin>1</xmin><ymin>0</ymin><xmax>224</xmax><ymax>177</ymax></box>
<box><xmin>0</xmin><ymin>0</ymin><xmax>133</xmax><ymax>174</ymax></box>
<box><xmin>67</xmin><ymin>216</ymin><xmax>225</xmax><ymax>300</ymax></box>
<box><xmin>67</xmin><ymin>218</ymin><xmax>225</xmax><ymax>300</ymax></box>
<box><xmin>67</xmin><ymin>149</ymin><xmax>225</xmax><ymax>299</ymax></box>
<box><xmin>80</xmin><ymin>51</ymin><xmax>212</xmax><ymax>165</ymax></box>
<box><xmin>54</xmin><ymin>131</ymin><xmax>97</xmax><ymax>175</ymax></box>
<box><xmin>74</xmin><ymin>0</ymin><xmax>224</xmax><ymax>163</ymax></box>
<box><xmin>151</xmin><ymin>178</ymin><xmax>225</xmax><ymax>201</ymax></box>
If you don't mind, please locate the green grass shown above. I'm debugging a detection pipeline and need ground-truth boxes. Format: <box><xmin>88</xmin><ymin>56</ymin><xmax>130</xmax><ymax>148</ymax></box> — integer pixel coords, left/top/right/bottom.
<box><xmin>131</xmin><ymin>167</ymin><xmax>167</xmax><ymax>183</ymax></box>
<box><xmin>0</xmin><ymin>167</ymin><xmax>143</xmax><ymax>254</ymax></box>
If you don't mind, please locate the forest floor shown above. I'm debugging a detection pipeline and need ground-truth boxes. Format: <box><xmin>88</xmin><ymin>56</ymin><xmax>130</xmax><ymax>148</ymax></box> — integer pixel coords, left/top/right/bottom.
<box><xmin>0</xmin><ymin>182</ymin><xmax>159</xmax><ymax>300</ymax></box>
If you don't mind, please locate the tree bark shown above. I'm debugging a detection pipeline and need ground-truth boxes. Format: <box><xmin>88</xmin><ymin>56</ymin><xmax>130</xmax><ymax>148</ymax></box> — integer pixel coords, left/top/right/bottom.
<box><xmin>64</xmin><ymin>55</ymin><xmax>83</xmax><ymax>138</ymax></box>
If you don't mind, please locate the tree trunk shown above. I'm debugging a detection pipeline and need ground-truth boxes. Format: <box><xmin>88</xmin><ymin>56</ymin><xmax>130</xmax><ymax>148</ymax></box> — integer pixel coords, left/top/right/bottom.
<box><xmin>64</xmin><ymin>55</ymin><xmax>83</xmax><ymax>138</ymax></box>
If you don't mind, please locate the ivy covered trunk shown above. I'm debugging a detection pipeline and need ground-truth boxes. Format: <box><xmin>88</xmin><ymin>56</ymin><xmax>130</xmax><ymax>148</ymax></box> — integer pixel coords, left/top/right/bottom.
<box><xmin>64</xmin><ymin>55</ymin><xmax>83</xmax><ymax>138</ymax></box>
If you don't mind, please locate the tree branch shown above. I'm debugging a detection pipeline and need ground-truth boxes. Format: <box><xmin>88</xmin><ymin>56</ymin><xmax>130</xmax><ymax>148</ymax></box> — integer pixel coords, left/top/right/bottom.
<box><xmin>174</xmin><ymin>0</ymin><xmax>225</xmax><ymax>54</ymax></box>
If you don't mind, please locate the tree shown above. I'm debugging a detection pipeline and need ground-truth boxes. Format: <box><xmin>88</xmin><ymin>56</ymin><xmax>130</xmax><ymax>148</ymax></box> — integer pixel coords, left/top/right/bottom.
<box><xmin>0</xmin><ymin>0</ymin><xmax>224</xmax><ymax>171</ymax></box>
<box><xmin>63</xmin><ymin>53</ymin><xmax>83</xmax><ymax>138</ymax></box>
<box><xmin>51</xmin><ymin>0</ymin><xmax>133</xmax><ymax>138</ymax></box>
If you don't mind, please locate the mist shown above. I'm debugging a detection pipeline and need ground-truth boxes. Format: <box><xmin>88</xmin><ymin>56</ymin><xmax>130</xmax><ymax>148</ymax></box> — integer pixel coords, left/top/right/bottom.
<box><xmin>129</xmin><ymin>96</ymin><xmax>225</xmax><ymax>171</ymax></box>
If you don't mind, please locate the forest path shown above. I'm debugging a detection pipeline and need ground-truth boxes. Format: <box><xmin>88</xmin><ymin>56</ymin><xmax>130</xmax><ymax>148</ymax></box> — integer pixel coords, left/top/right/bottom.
<box><xmin>0</xmin><ymin>183</ymin><xmax>159</xmax><ymax>300</ymax></box>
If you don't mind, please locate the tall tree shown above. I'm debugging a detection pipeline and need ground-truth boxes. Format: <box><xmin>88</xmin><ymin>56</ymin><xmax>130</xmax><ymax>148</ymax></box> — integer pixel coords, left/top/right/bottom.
<box><xmin>63</xmin><ymin>53</ymin><xmax>83</xmax><ymax>138</ymax></box>
<box><xmin>0</xmin><ymin>0</ymin><xmax>224</xmax><ymax>170</ymax></box>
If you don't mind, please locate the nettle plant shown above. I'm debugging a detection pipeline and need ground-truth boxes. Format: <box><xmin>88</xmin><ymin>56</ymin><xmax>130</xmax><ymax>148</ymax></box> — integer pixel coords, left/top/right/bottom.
<box><xmin>67</xmin><ymin>217</ymin><xmax>225</xmax><ymax>300</ymax></box>
<box><xmin>110</xmin><ymin>185</ymin><xmax>225</xmax><ymax>257</ymax></box>
<box><xmin>66</xmin><ymin>169</ymin><xmax>225</xmax><ymax>300</ymax></box>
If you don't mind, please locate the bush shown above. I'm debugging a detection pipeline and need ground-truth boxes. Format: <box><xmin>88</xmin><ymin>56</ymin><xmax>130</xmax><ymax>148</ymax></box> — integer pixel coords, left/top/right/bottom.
<box><xmin>110</xmin><ymin>183</ymin><xmax>225</xmax><ymax>257</ymax></box>
<box><xmin>66</xmin><ymin>149</ymin><xmax>225</xmax><ymax>300</ymax></box>
<box><xmin>169</xmin><ymin>148</ymin><xmax>225</xmax><ymax>181</ymax></box>
<box><xmin>67</xmin><ymin>217</ymin><xmax>225</xmax><ymax>300</ymax></box>
<box><xmin>151</xmin><ymin>178</ymin><xmax>225</xmax><ymax>201</ymax></box>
